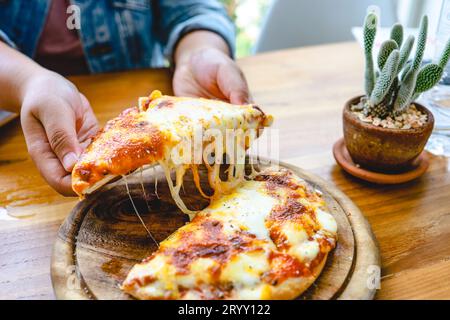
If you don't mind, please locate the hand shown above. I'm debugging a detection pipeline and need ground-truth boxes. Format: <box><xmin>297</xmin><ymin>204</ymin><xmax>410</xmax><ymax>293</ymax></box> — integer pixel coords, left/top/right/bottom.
<box><xmin>20</xmin><ymin>71</ymin><xmax>99</xmax><ymax>196</ymax></box>
<box><xmin>172</xmin><ymin>31</ymin><xmax>251</xmax><ymax>104</ymax></box>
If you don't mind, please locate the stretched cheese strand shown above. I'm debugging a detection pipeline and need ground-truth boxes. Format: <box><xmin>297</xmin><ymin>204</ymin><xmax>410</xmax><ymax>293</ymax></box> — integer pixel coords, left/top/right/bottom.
<box><xmin>244</xmin><ymin>129</ymin><xmax>259</xmax><ymax>179</ymax></box>
<box><xmin>190</xmin><ymin>165</ymin><xmax>210</xmax><ymax>199</ymax></box>
<box><xmin>227</xmin><ymin>163</ymin><xmax>235</xmax><ymax>181</ymax></box>
<box><xmin>205</xmin><ymin>139</ymin><xmax>246</xmax><ymax>198</ymax></box>
<box><xmin>156</xmin><ymin>140</ymin><xmax>247</xmax><ymax>217</ymax></box>
<box><xmin>159</xmin><ymin>160</ymin><xmax>197</xmax><ymax>220</ymax></box>
<box><xmin>144</xmin><ymin>130</ymin><xmax>259</xmax><ymax>218</ymax></box>
<box><xmin>153</xmin><ymin>167</ymin><xmax>160</xmax><ymax>199</ymax></box>
<box><xmin>175</xmin><ymin>165</ymin><xmax>187</xmax><ymax>194</ymax></box>
<box><xmin>139</xmin><ymin>167</ymin><xmax>151</xmax><ymax>213</ymax></box>
<box><xmin>122</xmin><ymin>175</ymin><xmax>159</xmax><ymax>247</ymax></box>
<box><xmin>248</xmin><ymin>160</ymin><xmax>259</xmax><ymax>179</ymax></box>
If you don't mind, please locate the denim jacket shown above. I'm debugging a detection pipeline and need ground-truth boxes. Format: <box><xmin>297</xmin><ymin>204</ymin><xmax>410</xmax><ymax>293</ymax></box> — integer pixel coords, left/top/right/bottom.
<box><xmin>0</xmin><ymin>0</ymin><xmax>235</xmax><ymax>73</ymax></box>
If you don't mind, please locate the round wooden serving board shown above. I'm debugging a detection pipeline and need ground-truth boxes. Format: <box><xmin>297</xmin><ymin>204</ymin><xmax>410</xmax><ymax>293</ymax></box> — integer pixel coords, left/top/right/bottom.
<box><xmin>51</xmin><ymin>161</ymin><xmax>380</xmax><ymax>300</ymax></box>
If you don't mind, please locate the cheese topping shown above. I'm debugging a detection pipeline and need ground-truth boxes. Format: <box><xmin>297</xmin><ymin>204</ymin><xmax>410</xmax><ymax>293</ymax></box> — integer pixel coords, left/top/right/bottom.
<box><xmin>72</xmin><ymin>90</ymin><xmax>273</xmax><ymax>218</ymax></box>
<box><xmin>70</xmin><ymin>92</ymin><xmax>337</xmax><ymax>300</ymax></box>
<box><xmin>121</xmin><ymin>168</ymin><xmax>338</xmax><ymax>300</ymax></box>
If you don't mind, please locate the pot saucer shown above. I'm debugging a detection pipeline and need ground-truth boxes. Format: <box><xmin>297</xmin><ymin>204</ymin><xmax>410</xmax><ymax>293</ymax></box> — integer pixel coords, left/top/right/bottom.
<box><xmin>333</xmin><ymin>138</ymin><xmax>429</xmax><ymax>184</ymax></box>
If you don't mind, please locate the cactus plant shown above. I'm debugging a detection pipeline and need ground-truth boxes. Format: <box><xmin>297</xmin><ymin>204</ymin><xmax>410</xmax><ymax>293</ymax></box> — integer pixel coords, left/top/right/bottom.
<box><xmin>398</xmin><ymin>35</ymin><xmax>414</xmax><ymax>71</ymax></box>
<box><xmin>390</xmin><ymin>23</ymin><xmax>403</xmax><ymax>47</ymax></box>
<box><xmin>415</xmin><ymin>64</ymin><xmax>444</xmax><ymax>93</ymax></box>
<box><xmin>363</xmin><ymin>13</ymin><xmax>377</xmax><ymax>97</ymax></box>
<box><xmin>360</xmin><ymin>13</ymin><xmax>450</xmax><ymax>119</ymax></box>
<box><xmin>377</xmin><ymin>40</ymin><xmax>398</xmax><ymax>70</ymax></box>
<box><xmin>370</xmin><ymin>49</ymin><xmax>400</xmax><ymax>106</ymax></box>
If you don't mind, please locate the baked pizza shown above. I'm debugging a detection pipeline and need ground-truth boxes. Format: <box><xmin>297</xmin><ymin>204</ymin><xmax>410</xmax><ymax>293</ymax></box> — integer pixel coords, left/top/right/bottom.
<box><xmin>121</xmin><ymin>167</ymin><xmax>337</xmax><ymax>300</ymax></box>
<box><xmin>72</xmin><ymin>90</ymin><xmax>272</xmax><ymax>216</ymax></box>
<box><xmin>71</xmin><ymin>92</ymin><xmax>338</xmax><ymax>300</ymax></box>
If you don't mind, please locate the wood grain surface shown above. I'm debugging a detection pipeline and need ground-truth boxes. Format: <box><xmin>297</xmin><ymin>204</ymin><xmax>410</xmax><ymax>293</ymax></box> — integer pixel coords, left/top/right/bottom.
<box><xmin>1</xmin><ymin>42</ymin><xmax>450</xmax><ymax>299</ymax></box>
<box><xmin>51</xmin><ymin>161</ymin><xmax>375</xmax><ymax>300</ymax></box>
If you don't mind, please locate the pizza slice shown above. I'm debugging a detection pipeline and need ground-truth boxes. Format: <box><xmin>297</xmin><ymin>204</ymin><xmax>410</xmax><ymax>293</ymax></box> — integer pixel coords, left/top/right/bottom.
<box><xmin>121</xmin><ymin>167</ymin><xmax>338</xmax><ymax>300</ymax></box>
<box><xmin>72</xmin><ymin>90</ymin><xmax>272</xmax><ymax>216</ymax></box>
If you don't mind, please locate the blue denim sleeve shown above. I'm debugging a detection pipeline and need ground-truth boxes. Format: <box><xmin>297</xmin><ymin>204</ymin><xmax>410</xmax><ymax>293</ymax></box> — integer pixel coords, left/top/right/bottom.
<box><xmin>155</xmin><ymin>0</ymin><xmax>236</xmax><ymax>62</ymax></box>
<box><xmin>0</xmin><ymin>29</ymin><xmax>17</xmax><ymax>49</ymax></box>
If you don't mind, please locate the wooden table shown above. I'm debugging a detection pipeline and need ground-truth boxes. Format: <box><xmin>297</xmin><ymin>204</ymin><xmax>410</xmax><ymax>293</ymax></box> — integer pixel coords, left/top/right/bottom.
<box><xmin>1</xmin><ymin>42</ymin><xmax>449</xmax><ymax>300</ymax></box>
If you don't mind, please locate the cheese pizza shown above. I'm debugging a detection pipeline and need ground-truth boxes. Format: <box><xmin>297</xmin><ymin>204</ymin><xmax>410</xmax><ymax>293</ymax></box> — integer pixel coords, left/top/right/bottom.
<box><xmin>121</xmin><ymin>167</ymin><xmax>337</xmax><ymax>300</ymax></box>
<box><xmin>71</xmin><ymin>92</ymin><xmax>338</xmax><ymax>300</ymax></box>
<box><xmin>72</xmin><ymin>90</ymin><xmax>272</xmax><ymax>217</ymax></box>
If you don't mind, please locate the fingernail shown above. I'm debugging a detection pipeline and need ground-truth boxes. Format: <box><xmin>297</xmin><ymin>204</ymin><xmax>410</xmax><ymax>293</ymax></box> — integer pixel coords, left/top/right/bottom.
<box><xmin>62</xmin><ymin>152</ymin><xmax>78</xmax><ymax>172</ymax></box>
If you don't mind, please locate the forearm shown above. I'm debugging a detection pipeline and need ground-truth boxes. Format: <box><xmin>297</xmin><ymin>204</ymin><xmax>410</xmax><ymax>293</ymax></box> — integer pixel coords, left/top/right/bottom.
<box><xmin>0</xmin><ymin>41</ymin><xmax>45</xmax><ymax>113</ymax></box>
<box><xmin>174</xmin><ymin>30</ymin><xmax>230</xmax><ymax>66</ymax></box>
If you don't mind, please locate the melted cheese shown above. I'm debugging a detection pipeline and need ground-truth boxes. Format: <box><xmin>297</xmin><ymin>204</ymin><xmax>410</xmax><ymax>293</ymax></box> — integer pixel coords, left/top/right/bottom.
<box><xmin>282</xmin><ymin>222</ymin><xmax>308</xmax><ymax>245</ymax></box>
<box><xmin>121</xmin><ymin>168</ymin><xmax>338</xmax><ymax>300</ymax></box>
<box><xmin>220</xmin><ymin>250</ymin><xmax>270</xmax><ymax>286</ymax></box>
<box><xmin>316</xmin><ymin>208</ymin><xmax>338</xmax><ymax>234</ymax></box>
<box><xmin>292</xmin><ymin>240</ymin><xmax>320</xmax><ymax>263</ymax></box>
<box><xmin>205</xmin><ymin>181</ymin><xmax>277</xmax><ymax>240</ymax></box>
<box><xmin>237</xmin><ymin>285</ymin><xmax>271</xmax><ymax>299</ymax></box>
<box><xmin>72</xmin><ymin>90</ymin><xmax>273</xmax><ymax>218</ymax></box>
<box><xmin>177</xmin><ymin>258</ymin><xmax>218</xmax><ymax>288</ymax></box>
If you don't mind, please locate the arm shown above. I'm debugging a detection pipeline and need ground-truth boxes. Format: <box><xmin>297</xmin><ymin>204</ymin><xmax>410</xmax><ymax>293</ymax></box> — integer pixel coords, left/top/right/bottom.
<box><xmin>155</xmin><ymin>0</ymin><xmax>235</xmax><ymax>59</ymax></box>
<box><xmin>0</xmin><ymin>41</ymin><xmax>41</xmax><ymax>113</ymax></box>
<box><xmin>0</xmin><ymin>42</ymin><xmax>98</xmax><ymax>195</ymax></box>
<box><xmin>156</xmin><ymin>0</ymin><xmax>250</xmax><ymax>104</ymax></box>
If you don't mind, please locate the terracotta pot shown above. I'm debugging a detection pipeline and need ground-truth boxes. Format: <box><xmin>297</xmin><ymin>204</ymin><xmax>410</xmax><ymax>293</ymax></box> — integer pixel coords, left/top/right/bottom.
<box><xmin>343</xmin><ymin>95</ymin><xmax>434</xmax><ymax>172</ymax></box>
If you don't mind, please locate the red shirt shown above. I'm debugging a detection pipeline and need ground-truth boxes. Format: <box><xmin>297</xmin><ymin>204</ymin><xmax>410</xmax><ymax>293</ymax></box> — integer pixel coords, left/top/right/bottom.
<box><xmin>35</xmin><ymin>0</ymin><xmax>89</xmax><ymax>75</ymax></box>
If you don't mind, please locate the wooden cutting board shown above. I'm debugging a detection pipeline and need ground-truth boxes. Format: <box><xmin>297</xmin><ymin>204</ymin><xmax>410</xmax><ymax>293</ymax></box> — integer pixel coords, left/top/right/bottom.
<box><xmin>51</xmin><ymin>161</ymin><xmax>380</xmax><ymax>300</ymax></box>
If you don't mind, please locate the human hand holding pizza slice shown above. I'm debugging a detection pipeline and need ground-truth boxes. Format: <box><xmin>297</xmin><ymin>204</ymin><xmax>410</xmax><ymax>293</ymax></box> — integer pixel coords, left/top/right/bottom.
<box><xmin>0</xmin><ymin>30</ymin><xmax>252</xmax><ymax>196</ymax></box>
<box><xmin>0</xmin><ymin>42</ymin><xmax>99</xmax><ymax>196</ymax></box>
<box><xmin>173</xmin><ymin>31</ymin><xmax>252</xmax><ymax>105</ymax></box>
<box><xmin>20</xmin><ymin>71</ymin><xmax>99</xmax><ymax>196</ymax></box>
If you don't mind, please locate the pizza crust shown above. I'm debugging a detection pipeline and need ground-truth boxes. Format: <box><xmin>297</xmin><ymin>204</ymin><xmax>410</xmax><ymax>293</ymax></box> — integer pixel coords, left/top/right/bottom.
<box><xmin>267</xmin><ymin>255</ymin><xmax>328</xmax><ymax>300</ymax></box>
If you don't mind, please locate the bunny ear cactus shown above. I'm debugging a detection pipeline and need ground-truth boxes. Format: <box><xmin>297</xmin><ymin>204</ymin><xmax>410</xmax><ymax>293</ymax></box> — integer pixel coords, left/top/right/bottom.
<box><xmin>393</xmin><ymin>15</ymin><xmax>428</xmax><ymax>115</ymax></box>
<box><xmin>357</xmin><ymin>12</ymin><xmax>450</xmax><ymax>120</ymax></box>
<box><xmin>377</xmin><ymin>40</ymin><xmax>398</xmax><ymax>70</ymax></box>
<box><xmin>411</xmin><ymin>15</ymin><xmax>428</xmax><ymax>73</ymax></box>
<box><xmin>398</xmin><ymin>35</ymin><xmax>414</xmax><ymax>71</ymax></box>
<box><xmin>363</xmin><ymin>13</ymin><xmax>377</xmax><ymax>97</ymax></box>
<box><xmin>367</xmin><ymin>50</ymin><xmax>400</xmax><ymax>118</ymax></box>
<box><xmin>415</xmin><ymin>64</ymin><xmax>443</xmax><ymax>93</ymax></box>
<box><xmin>414</xmin><ymin>39</ymin><xmax>450</xmax><ymax>93</ymax></box>
<box><xmin>371</xmin><ymin>50</ymin><xmax>400</xmax><ymax>106</ymax></box>
<box><xmin>438</xmin><ymin>37</ymin><xmax>450</xmax><ymax>69</ymax></box>
<box><xmin>393</xmin><ymin>68</ymin><xmax>418</xmax><ymax>115</ymax></box>
<box><xmin>390</xmin><ymin>23</ymin><xmax>403</xmax><ymax>47</ymax></box>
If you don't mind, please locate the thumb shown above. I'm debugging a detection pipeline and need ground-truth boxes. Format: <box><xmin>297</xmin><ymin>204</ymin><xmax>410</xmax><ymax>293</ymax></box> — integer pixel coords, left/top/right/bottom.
<box><xmin>217</xmin><ymin>62</ymin><xmax>251</xmax><ymax>105</ymax></box>
<box><xmin>38</xmin><ymin>102</ymin><xmax>82</xmax><ymax>172</ymax></box>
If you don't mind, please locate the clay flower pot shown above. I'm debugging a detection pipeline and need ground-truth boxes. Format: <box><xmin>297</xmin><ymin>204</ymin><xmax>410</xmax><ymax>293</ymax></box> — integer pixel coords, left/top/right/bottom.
<box><xmin>343</xmin><ymin>95</ymin><xmax>434</xmax><ymax>172</ymax></box>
